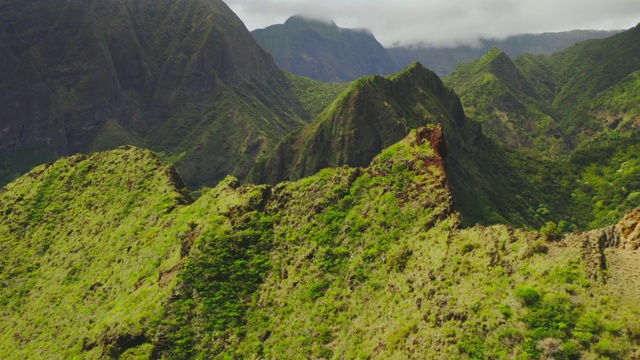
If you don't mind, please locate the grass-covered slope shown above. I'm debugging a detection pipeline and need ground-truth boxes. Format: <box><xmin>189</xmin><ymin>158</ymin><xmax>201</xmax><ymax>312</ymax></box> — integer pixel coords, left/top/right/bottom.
<box><xmin>2</xmin><ymin>129</ymin><xmax>640</xmax><ymax>359</ymax></box>
<box><xmin>253</xmin><ymin>62</ymin><xmax>578</xmax><ymax>229</ymax></box>
<box><xmin>550</xmin><ymin>24</ymin><xmax>640</xmax><ymax>131</ymax></box>
<box><xmin>0</xmin><ymin>147</ymin><xmax>191</xmax><ymax>358</ymax></box>
<box><xmin>252</xmin><ymin>16</ymin><xmax>400</xmax><ymax>82</ymax></box>
<box><xmin>160</xmin><ymin>128</ymin><xmax>640</xmax><ymax>359</ymax></box>
<box><xmin>443</xmin><ymin>24</ymin><xmax>640</xmax><ymax>230</ymax></box>
<box><xmin>446</xmin><ymin>24</ymin><xmax>640</xmax><ymax>151</ymax></box>
<box><xmin>285</xmin><ymin>73</ymin><xmax>350</xmax><ymax>120</ymax></box>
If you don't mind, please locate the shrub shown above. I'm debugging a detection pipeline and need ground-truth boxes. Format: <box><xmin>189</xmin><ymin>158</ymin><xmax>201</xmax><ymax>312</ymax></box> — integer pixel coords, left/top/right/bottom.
<box><xmin>515</xmin><ymin>286</ymin><xmax>542</xmax><ymax>307</ymax></box>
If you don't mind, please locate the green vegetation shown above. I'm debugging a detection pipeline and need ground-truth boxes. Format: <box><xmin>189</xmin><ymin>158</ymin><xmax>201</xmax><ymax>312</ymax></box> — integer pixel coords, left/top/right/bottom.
<box><xmin>2</xmin><ymin>3</ymin><xmax>640</xmax><ymax>359</ymax></box>
<box><xmin>2</xmin><ymin>129</ymin><xmax>640</xmax><ymax>358</ymax></box>
<box><xmin>256</xmin><ymin>62</ymin><xmax>465</xmax><ymax>184</ymax></box>
<box><xmin>443</xmin><ymin>25</ymin><xmax>640</xmax><ymax>230</ymax></box>
<box><xmin>285</xmin><ymin>73</ymin><xmax>350</xmax><ymax>120</ymax></box>
<box><xmin>0</xmin><ymin>147</ymin><xmax>191</xmax><ymax>358</ymax></box>
<box><xmin>0</xmin><ymin>0</ymin><xmax>311</xmax><ymax>189</ymax></box>
<box><xmin>389</xmin><ymin>30</ymin><xmax>621</xmax><ymax>76</ymax></box>
<box><xmin>444</xmin><ymin>48</ymin><xmax>565</xmax><ymax>156</ymax></box>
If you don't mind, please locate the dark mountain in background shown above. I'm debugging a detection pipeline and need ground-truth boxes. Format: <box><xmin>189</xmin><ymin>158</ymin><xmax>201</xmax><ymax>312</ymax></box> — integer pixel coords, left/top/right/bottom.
<box><xmin>250</xmin><ymin>16</ymin><xmax>620</xmax><ymax>80</ymax></box>
<box><xmin>389</xmin><ymin>30</ymin><xmax>622</xmax><ymax>76</ymax></box>
<box><xmin>251</xmin><ymin>15</ymin><xmax>401</xmax><ymax>82</ymax></box>
<box><xmin>0</xmin><ymin>0</ymin><xmax>310</xmax><ymax>187</ymax></box>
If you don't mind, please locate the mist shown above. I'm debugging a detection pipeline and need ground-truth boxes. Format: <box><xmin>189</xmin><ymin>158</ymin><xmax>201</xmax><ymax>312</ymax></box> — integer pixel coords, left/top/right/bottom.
<box><xmin>224</xmin><ymin>0</ymin><xmax>640</xmax><ymax>47</ymax></box>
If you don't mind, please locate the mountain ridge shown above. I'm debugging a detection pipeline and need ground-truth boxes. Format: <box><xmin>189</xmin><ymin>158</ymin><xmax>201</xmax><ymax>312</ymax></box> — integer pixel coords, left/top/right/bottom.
<box><xmin>2</xmin><ymin>130</ymin><xmax>640</xmax><ymax>358</ymax></box>
<box><xmin>390</xmin><ymin>29</ymin><xmax>623</xmax><ymax>76</ymax></box>
<box><xmin>253</xmin><ymin>62</ymin><xmax>467</xmax><ymax>184</ymax></box>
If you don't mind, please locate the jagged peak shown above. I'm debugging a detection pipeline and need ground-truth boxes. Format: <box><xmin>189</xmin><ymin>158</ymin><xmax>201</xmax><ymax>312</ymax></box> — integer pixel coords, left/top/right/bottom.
<box><xmin>389</xmin><ymin>61</ymin><xmax>438</xmax><ymax>81</ymax></box>
<box><xmin>480</xmin><ymin>48</ymin><xmax>515</xmax><ymax>68</ymax></box>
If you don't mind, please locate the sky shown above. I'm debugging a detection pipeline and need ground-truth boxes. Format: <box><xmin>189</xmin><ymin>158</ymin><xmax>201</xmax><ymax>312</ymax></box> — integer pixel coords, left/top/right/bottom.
<box><xmin>224</xmin><ymin>0</ymin><xmax>640</xmax><ymax>47</ymax></box>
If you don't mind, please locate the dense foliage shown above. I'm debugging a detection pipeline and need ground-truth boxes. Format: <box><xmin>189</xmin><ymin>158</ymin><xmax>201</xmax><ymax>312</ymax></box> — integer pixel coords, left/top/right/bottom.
<box><xmin>0</xmin><ymin>147</ymin><xmax>191</xmax><ymax>358</ymax></box>
<box><xmin>445</xmin><ymin>25</ymin><xmax>640</xmax><ymax>230</ymax></box>
<box><xmin>3</xmin><ymin>131</ymin><xmax>640</xmax><ymax>358</ymax></box>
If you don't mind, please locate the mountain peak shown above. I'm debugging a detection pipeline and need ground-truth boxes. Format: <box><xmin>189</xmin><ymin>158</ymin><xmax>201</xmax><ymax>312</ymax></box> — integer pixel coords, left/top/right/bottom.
<box><xmin>284</xmin><ymin>15</ymin><xmax>338</xmax><ymax>28</ymax></box>
<box><xmin>253</xmin><ymin>63</ymin><xmax>467</xmax><ymax>184</ymax></box>
<box><xmin>252</xmin><ymin>16</ymin><xmax>399</xmax><ymax>82</ymax></box>
<box><xmin>0</xmin><ymin>0</ymin><xmax>305</xmax><ymax>188</ymax></box>
<box><xmin>481</xmin><ymin>48</ymin><xmax>514</xmax><ymax>69</ymax></box>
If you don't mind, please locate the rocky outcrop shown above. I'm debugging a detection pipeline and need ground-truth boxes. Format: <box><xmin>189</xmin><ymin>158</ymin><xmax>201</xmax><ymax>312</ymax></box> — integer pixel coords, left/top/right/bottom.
<box><xmin>564</xmin><ymin>209</ymin><xmax>640</xmax><ymax>281</ymax></box>
<box><xmin>615</xmin><ymin>209</ymin><xmax>640</xmax><ymax>250</ymax></box>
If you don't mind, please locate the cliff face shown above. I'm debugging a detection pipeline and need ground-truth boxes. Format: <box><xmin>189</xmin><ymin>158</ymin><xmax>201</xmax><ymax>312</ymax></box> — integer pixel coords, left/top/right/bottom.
<box><xmin>0</xmin><ymin>0</ymin><xmax>306</xmax><ymax>187</ymax></box>
<box><xmin>255</xmin><ymin>63</ymin><xmax>469</xmax><ymax>185</ymax></box>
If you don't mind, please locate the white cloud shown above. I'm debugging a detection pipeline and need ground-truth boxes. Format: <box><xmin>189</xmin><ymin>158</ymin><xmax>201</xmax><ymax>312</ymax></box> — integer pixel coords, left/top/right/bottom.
<box><xmin>224</xmin><ymin>0</ymin><xmax>640</xmax><ymax>47</ymax></box>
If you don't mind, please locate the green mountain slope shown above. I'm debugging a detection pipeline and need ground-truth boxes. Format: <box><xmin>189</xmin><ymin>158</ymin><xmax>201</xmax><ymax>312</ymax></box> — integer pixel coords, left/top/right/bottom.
<box><xmin>252</xmin><ymin>16</ymin><xmax>401</xmax><ymax>82</ymax></box>
<box><xmin>389</xmin><ymin>29</ymin><xmax>621</xmax><ymax>76</ymax></box>
<box><xmin>444</xmin><ymin>49</ymin><xmax>566</xmax><ymax>156</ymax></box>
<box><xmin>0</xmin><ymin>147</ymin><xmax>191</xmax><ymax>358</ymax></box>
<box><xmin>549</xmin><ymin>24</ymin><xmax>640</xmax><ymax>140</ymax></box>
<box><xmin>447</xmin><ymin>24</ymin><xmax>640</xmax><ymax>150</ymax></box>
<box><xmin>443</xmin><ymin>24</ymin><xmax>640</xmax><ymax>229</ymax></box>
<box><xmin>2</xmin><ymin>130</ymin><xmax>640</xmax><ymax>359</ymax></box>
<box><xmin>0</xmin><ymin>0</ymin><xmax>308</xmax><ymax>188</ymax></box>
<box><xmin>254</xmin><ymin>63</ymin><xmax>469</xmax><ymax>184</ymax></box>
<box><xmin>253</xmin><ymin>62</ymin><xmax>577</xmax><ymax>229</ymax></box>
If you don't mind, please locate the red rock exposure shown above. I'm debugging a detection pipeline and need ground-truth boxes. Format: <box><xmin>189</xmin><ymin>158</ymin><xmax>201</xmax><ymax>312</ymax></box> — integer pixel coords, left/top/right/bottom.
<box><xmin>414</xmin><ymin>125</ymin><xmax>448</xmax><ymax>173</ymax></box>
<box><xmin>616</xmin><ymin>209</ymin><xmax>640</xmax><ymax>250</ymax></box>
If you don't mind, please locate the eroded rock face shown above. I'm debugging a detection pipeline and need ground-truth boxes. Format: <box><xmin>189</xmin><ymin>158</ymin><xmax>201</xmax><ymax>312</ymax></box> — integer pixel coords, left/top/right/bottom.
<box><xmin>562</xmin><ymin>209</ymin><xmax>640</xmax><ymax>281</ymax></box>
<box><xmin>616</xmin><ymin>209</ymin><xmax>640</xmax><ymax>250</ymax></box>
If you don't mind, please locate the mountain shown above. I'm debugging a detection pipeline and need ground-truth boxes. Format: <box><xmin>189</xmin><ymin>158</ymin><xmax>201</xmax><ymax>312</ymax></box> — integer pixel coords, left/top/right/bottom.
<box><xmin>2</xmin><ymin>132</ymin><xmax>640</xmax><ymax>358</ymax></box>
<box><xmin>447</xmin><ymin>24</ymin><xmax>640</xmax><ymax>149</ymax></box>
<box><xmin>252</xmin><ymin>62</ymin><xmax>578</xmax><ymax>230</ymax></box>
<box><xmin>0</xmin><ymin>0</ymin><xmax>310</xmax><ymax>188</ymax></box>
<box><xmin>3</xmin><ymin>3</ymin><xmax>640</xmax><ymax>358</ymax></box>
<box><xmin>251</xmin><ymin>15</ymin><xmax>401</xmax><ymax>82</ymax></box>
<box><xmin>389</xmin><ymin>30</ymin><xmax>621</xmax><ymax>76</ymax></box>
<box><xmin>0</xmin><ymin>146</ymin><xmax>191</xmax><ymax>358</ymax></box>
<box><xmin>253</xmin><ymin>63</ymin><xmax>468</xmax><ymax>184</ymax></box>
<box><xmin>444</xmin><ymin>24</ymin><xmax>640</xmax><ymax>228</ymax></box>
<box><xmin>444</xmin><ymin>48</ymin><xmax>566</xmax><ymax>156</ymax></box>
